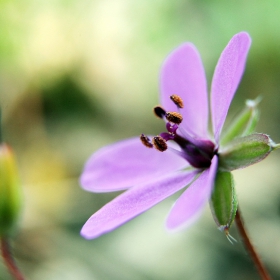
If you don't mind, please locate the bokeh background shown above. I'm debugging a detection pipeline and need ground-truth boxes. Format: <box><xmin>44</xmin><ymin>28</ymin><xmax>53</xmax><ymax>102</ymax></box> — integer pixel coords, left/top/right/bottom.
<box><xmin>1</xmin><ymin>0</ymin><xmax>280</xmax><ymax>279</ymax></box>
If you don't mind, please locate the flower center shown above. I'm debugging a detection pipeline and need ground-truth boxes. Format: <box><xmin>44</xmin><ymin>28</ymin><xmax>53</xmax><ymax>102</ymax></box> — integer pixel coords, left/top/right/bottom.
<box><xmin>140</xmin><ymin>95</ymin><xmax>215</xmax><ymax>169</ymax></box>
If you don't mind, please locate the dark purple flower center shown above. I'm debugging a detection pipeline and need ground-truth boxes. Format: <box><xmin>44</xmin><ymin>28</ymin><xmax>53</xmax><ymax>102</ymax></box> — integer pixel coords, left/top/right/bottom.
<box><xmin>140</xmin><ymin>95</ymin><xmax>215</xmax><ymax>169</ymax></box>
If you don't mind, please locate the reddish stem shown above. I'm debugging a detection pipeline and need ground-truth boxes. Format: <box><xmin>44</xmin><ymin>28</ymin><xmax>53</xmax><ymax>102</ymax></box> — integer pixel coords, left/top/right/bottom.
<box><xmin>1</xmin><ymin>237</ymin><xmax>25</xmax><ymax>280</ymax></box>
<box><xmin>235</xmin><ymin>208</ymin><xmax>271</xmax><ymax>280</ymax></box>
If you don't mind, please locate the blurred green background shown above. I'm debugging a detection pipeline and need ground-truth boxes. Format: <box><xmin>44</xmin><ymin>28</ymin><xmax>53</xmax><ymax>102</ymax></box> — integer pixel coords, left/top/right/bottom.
<box><xmin>1</xmin><ymin>0</ymin><xmax>280</xmax><ymax>279</ymax></box>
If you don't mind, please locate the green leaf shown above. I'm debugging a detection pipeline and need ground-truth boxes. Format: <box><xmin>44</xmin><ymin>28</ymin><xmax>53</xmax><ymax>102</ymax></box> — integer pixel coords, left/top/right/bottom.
<box><xmin>219</xmin><ymin>133</ymin><xmax>272</xmax><ymax>171</ymax></box>
<box><xmin>210</xmin><ymin>171</ymin><xmax>237</xmax><ymax>231</ymax></box>
<box><xmin>220</xmin><ymin>98</ymin><xmax>260</xmax><ymax>147</ymax></box>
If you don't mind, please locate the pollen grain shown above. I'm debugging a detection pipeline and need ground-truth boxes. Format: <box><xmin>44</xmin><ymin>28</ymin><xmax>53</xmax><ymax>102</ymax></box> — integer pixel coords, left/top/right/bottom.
<box><xmin>170</xmin><ymin>95</ymin><xmax>184</xmax><ymax>108</ymax></box>
<box><xmin>166</xmin><ymin>112</ymin><xmax>183</xmax><ymax>124</ymax></box>
<box><xmin>140</xmin><ymin>134</ymin><xmax>153</xmax><ymax>148</ymax></box>
<box><xmin>152</xmin><ymin>136</ymin><xmax>167</xmax><ymax>152</ymax></box>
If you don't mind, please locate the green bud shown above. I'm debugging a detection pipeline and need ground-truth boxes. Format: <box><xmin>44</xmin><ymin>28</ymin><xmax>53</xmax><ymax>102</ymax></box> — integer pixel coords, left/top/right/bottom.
<box><xmin>219</xmin><ymin>133</ymin><xmax>273</xmax><ymax>171</ymax></box>
<box><xmin>210</xmin><ymin>171</ymin><xmax>237</xmax><ymax>232</ymax></box>
<box><xmin>220</xmin><ymin>98</ymin><xmax>260</xmax><ymax>146</ymax></box>
<box><xmin>0</xmin><ymin>144</ymin><xmax>21</xmax><ymax>236</ymax></box>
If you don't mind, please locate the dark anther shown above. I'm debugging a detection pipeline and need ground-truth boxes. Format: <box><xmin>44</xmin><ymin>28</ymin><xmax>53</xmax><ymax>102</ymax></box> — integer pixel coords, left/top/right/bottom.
<box><xmin>152</xmin><ymin>136</ymin><xmax>167</xmax><ymax>152</ymax></box>
<box><xmin>166</xmin><ymin>112</ymin><xmax>183</xmax><ymax>125</ymax></box>
<box><xmin>154</xmin><ymin>106</ymin><xmax>166</xmax><ymax>119</ymax></box>
<box><xmin>140</xmin><ymin>134</ymin><xmax>153</xmax><ymax>148</ymax></box>
<box><xmin>170</xmin><ymin>95</ymin><xmax>184</xmax><ymax>108</ymax></box>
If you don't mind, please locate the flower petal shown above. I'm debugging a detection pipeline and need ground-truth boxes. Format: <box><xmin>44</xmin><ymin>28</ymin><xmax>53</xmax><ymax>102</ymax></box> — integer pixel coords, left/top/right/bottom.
<box><xmin>211</xmin><ymin>32</ymin><xmax>251</xmax><ymax>143</ymax></box>
<box><xmin>80</xmin><ymin>137</ymin><xmax>188</xmax><ymax>192</ymax></box>
<box><xmin>81</xmin><ymin>170</ymin><xmax>197</xmax><ymax>239</ymax></box>
<box><xmin>160</xmin><ymin>43</ymin><xmax>209</xmax><ymax>138</ymax></box>
<box><xmin>166</xmin><ymin>155</ymin><xmax>218</xmax><ymax>230</ymax></box>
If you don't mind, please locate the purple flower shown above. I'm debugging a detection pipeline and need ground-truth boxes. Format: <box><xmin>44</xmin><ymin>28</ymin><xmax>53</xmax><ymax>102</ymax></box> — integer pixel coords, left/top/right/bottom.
<box><xmin>80</xmin><ymin>32</ymin><xmax>251</xmax><ymax>239</ymax></box>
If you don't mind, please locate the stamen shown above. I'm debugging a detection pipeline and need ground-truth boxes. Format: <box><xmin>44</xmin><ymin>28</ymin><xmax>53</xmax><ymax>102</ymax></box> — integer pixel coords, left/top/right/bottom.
<box><xmin>143</xmin><ymin>95</ymin><xmax>215</xmax><ymax>168</ymax></box>
<box><xmin>170</xmin><ymin>95</ymin><xmax>184</xmax><ymax>108</ymax></box>
<box><xmin>140</xmin><ymin>134</ymin><xmax>153</xmax><ymax>148</ymax></box>
<box><xmin>153</xmin><ymin>106</ymin><xmax>166</xmax><ymax>119</ymax></box>
<box><xmin>166</xmin><ymin>112</ymin><xmax>183</xmax><ymax>125</ymax></box>
<box><xmin>152</xmin><ymin>136</ymin><xmax>167</xmax><ymax>152</ymax></box>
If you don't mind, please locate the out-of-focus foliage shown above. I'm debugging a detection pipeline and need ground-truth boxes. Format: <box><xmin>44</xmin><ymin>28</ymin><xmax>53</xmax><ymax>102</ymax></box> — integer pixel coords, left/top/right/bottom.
<box><xmin>0</xmin><ymin>0</ymin><xmax>280</xmax><ymax>279</ymax></box>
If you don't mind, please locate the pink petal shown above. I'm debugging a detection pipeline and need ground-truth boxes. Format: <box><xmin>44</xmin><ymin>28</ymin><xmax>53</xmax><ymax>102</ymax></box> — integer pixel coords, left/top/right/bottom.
<box><xmin>81</xmin><ymin>170</ymin><xmax>197</xmax><ymax>239</ymax></box>
<box><xmin>211</xmin><ymin>32</ymin><xmax>251</xmax><ymax>143</ymax></box>
<box><xmin>80</xmin><ymin>137</ymin><xmax>188</xmax><ymax>192</ymax></box>
<box><xmin>160</xmin><ymin>43</ymin><xmax>209</xmax><ymax>138</ymax></box>
<box><xmin>166</xmin><ymin>155</ymin><xmax>218</xmax><ymax>229</ymax></box>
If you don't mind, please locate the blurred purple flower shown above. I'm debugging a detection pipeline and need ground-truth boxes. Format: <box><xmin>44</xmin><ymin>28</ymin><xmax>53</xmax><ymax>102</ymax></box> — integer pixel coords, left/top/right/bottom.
<box><xmin>80</xmin><ymin>32</ymin><xmax>251</xmax><ymax>239</ymax></box>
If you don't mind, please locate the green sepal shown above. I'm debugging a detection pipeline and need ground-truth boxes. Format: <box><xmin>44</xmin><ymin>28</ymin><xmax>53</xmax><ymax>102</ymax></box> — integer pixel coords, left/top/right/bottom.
<box><xmin>0</xmin><ymin>144</ymin><xmax>22</xmax><ymax>237</ymax></box>
<box><xmin>210</xmin><ymin>171</ymin><xmax>237</xmax><ymax>231</ymax></box>
<box><xmin>220</xmin><ymin>98</ymin><xmax>260</xmax><ymax>147</ymax></box>
<box><xmin>219</xmin><ymin>133</ymin><xmax>272</xmax><ymax>171</ymax></box>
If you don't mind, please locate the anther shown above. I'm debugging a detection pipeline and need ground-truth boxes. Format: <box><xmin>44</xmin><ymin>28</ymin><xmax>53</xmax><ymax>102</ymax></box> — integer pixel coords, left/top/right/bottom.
<box><xmin>165</xmin><ymin>112</ymin><xmax>183</xmax><ymax>125</ymax></box>
<box><xmin>152</xmin><ymin>136</ymin><xmax>167</xmax><ymax>152</ymax></box>
<box><xmin>170</xmin><ymin>95</ymin><xmax>184</xmax><ymax>108</ymax></box>
<box><xmin>154</xmin><ymin>106</ymin><xmax>166</xmax><ymax>119</ymax></box>
<box><xmin>140</xmin><ymin>134</ymin><xmax>153</xmax><ymax>148</ymax></box>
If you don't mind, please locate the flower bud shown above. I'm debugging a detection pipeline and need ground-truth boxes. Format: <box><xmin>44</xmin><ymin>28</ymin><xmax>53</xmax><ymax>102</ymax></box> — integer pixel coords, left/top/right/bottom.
<box><xmin>220</xmin><ymin>98</ymin><xmax>260</xmax><ymax>146</ymax></box>
<box><xmin>0</xmin><ymin>144</ymin><xmax>21</xmax><ymax>236</ymax></box>
<box><xmin>210</xmin><ymin>171</ymin><xmax>237</xmax><ymax>231</ymax></box>
<box><xmin>219</xmin><ymin>133</ymin><xmax>272</xmax><ymax>171</ymax></box>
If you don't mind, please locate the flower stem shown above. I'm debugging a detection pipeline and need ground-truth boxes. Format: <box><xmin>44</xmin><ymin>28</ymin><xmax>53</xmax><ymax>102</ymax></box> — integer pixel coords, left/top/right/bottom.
<box><xmin>0</xmin><ymin>237</ymin><xmax>25</xmax><ymax>280</ymax></box>
<box><xmin>235</xmin><ymin>207</ymin><xmax>271</xmax><ymax>280</ymax></box>
<box><xmin>0</xmin><ymin>109</ymin><xmax>3</xmax><ymax>144</ymax></box>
